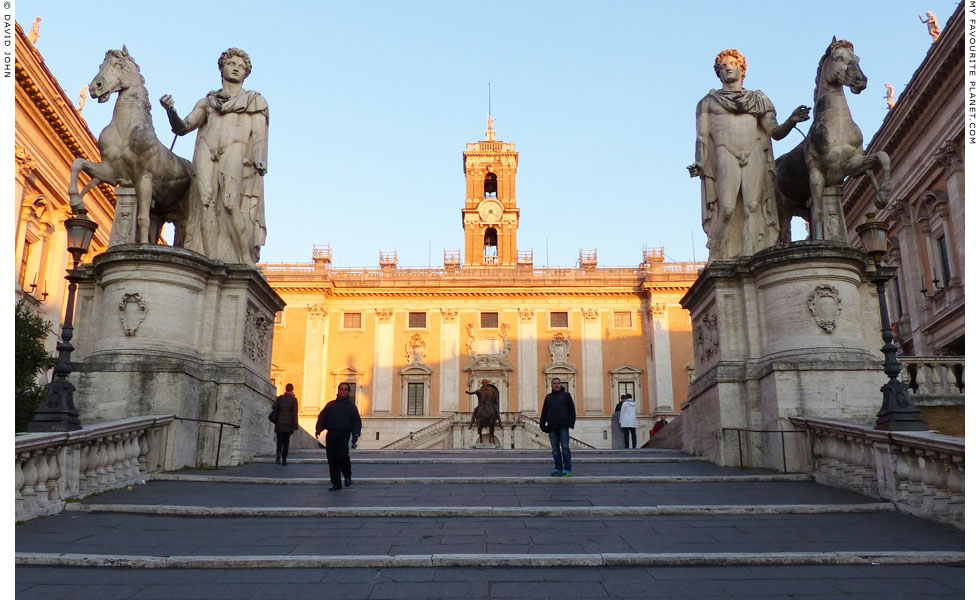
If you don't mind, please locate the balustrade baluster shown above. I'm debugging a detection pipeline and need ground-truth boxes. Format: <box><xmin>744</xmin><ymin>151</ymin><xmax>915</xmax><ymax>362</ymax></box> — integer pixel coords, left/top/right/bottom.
<box><xmin>45</xmin><ymin>449</ymin><xmax>61</xmax><ymax>504</ymax></box>
<box><xmin>20</xmin><ymin>452</ymin><xmax>38</xmax><ymax>515</ymax></box>
<box><xmin>138</xmin><ymin>432</ymin><xmax>150</xmax><ymax>473</ymax></box>
<box><xmin>15</xmin><ymin>454</ymin><xmax>26</xmax><ymax>506</ymax></box>
<box><xmin>95</xmin><ymin>438</ymin><xmax>109</xmax><ymax>487</ymax></box>
<box><xmin>84</xmin><ymin>441</ymin><xmax>100</xmax><ymax>492</ymax></box>
<box><xmin>33</xmin><ymin>450</ymin><xmax>49</xmax><ymax>511</ymax></box>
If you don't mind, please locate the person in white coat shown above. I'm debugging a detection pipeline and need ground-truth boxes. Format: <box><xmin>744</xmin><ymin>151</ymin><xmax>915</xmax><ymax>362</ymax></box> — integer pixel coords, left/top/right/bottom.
<box><xmin>619</xmin><ymin>394</ymin><xmax>639</xmax><ymax>449</ymax></box>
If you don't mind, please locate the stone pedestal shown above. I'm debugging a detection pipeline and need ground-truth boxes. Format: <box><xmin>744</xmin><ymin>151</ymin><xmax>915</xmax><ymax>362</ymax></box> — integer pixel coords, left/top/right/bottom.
<box><xmin>69</xmin><ymin>245</ymin><xmax>285</xmax><ymax>467</ymax></box>
<box><xmin>679</xmin><ymin>242</ymin><xmax>885</xmax><ymax>471</ymax></box>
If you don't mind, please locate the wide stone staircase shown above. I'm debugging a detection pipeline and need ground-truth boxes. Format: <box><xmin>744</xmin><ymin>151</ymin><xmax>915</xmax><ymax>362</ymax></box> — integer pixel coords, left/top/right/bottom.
<box><xmin>16</xmin><ymin>447</ymin><xmax>964</xmax><ymax>599</ymax></box>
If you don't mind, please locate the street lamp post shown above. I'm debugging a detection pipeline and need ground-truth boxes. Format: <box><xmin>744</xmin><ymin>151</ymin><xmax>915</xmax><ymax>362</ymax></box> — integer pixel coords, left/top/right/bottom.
<box><xmin>855</xmin><ymin>214</ymin><xmax>929</xmax><ymax>432</ymax></box>
<box><xmin>28</xmin><ymin>211</ymin><xmax>98</xmax><ymax>433</ymax></box>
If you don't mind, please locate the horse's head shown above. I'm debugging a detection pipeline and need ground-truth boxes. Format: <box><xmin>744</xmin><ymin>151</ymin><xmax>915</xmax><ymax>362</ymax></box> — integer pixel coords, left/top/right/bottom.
<box><xmin>818</xmin><ymin>38</ymin><xmax>867</xmax><ymax>95</ymax></box>
<box><xmin>90</xmin><ymin>46</ymin><xmax>144</xmax><ymax>103</ymax></box>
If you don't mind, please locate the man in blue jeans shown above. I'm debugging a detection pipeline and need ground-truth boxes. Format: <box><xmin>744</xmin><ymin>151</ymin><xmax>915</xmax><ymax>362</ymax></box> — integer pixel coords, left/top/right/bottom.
<box><xmin>540</xmin><ymin>377</ymin><xmax>577</xmax><ymax>477</ymax></box>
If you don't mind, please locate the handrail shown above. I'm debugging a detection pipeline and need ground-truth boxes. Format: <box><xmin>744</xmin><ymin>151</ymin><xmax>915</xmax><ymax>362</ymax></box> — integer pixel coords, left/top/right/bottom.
<box><xmin>517</xmin><ymin>414</ymin><xmax>596</xmax><ymax>449</ymax></box>
<box><xmin>722</xmin><ymin>427</ymin><xmax>807</xmax><ymax>473</ymax></box>
<box><xmin>174</xmin><ymin>417</ymin><xmax>241</xmax><ymax>468</ymax></box>
<box><xmin>380</xmin><ymin>416</ymin><xmax>454</xmax><ymax>449</ymax></box>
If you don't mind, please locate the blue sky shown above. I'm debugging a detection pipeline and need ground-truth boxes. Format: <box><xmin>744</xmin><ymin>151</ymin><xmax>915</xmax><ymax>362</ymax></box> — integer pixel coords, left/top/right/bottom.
<box><xmin>19</xmin><ymin>1</ymin><xmax>953</xmax><ymax>267</ymax></box>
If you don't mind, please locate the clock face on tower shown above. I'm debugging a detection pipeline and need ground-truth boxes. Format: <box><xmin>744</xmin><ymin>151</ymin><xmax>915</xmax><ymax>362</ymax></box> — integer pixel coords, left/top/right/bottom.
<box><xmin>478</xmin><ymin>199</ymin><xmax>503</xmax><ymax>223</ymax></box>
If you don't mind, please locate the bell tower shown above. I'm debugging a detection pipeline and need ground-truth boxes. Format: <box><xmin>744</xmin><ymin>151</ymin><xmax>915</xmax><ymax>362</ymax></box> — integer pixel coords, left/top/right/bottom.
<box><xmin>462</xmin><ymin>116</ymin><xmax>519</xmax><ymax>266</ymax></box>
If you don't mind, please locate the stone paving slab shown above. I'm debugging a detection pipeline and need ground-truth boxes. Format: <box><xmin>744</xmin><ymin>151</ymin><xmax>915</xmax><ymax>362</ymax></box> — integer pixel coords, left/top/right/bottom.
<box><xmin>71</xmin><ymin>479</ymin><xmax>887</xmax><ymax>508</ymax></box>
<box><xmin>15</xmin><ymin>512</ymin><xmax>964</xmax><ymax>557</ymax></box>
<box><xmin>176</xmin><ymin>459</ymin><xmax>776</xmax><ymax>478</ymax></box>
<box><xmin>14</xmin><ymin>565</ymin><xmax>965</xmax><ymax>599</ymax></box>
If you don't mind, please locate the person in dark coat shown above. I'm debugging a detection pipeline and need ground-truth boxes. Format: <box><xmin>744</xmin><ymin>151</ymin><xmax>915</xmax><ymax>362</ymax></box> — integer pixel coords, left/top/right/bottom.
<box><xmin>540</xmin><ymin>378</ymin><xmax>576</xmax><ymax>477</ymax></box>
<box><xmin>272</xmin><ymin>383</ymin><xmax>299</xmax><ymax>465</ymax></box>
<box><xmin>315</xmin><ymin>382</ymin><xmax>362</xmax><ymax>491</ymax></box>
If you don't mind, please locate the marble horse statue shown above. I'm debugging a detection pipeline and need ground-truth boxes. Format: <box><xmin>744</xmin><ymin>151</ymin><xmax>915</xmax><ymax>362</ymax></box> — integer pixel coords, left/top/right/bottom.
<box><xmin>68</xmin><ymin>46</ymin><xmax>191</xmax><ymax>246</ymax></box>
<box><xmin>774</xmin><ymin>38</ymin><xmax>891</xmax><ymax>242</ymax></box>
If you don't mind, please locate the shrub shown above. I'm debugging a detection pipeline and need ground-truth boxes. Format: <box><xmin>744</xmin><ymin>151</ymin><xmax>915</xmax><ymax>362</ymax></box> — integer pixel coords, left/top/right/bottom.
<box><xmin>15</xmin><ymin>299</ymin><xmax>55</xmax><ymax>431</ymax></box>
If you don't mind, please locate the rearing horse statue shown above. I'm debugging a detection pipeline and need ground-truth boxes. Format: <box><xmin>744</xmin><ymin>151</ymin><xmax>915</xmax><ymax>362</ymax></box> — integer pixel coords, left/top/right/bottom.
<box><xmin>774</xmin><ymin>38</ymin><xmax>891</xmax><ymax>242</ymax></box>
<box><xmin>68</xmin><ymin>47</ymin><xmax>191</xmax><ymax>246</ymax></box>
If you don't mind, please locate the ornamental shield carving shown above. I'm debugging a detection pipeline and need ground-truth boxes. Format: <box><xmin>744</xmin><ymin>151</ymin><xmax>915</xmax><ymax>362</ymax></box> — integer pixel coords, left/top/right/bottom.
<box><xmin>806</xmin><ymin>285</ymin><xmax>842</xmax><ymax>333</ymax></box>
<box><xmin>118</xmin><ymin>293</ymin><xmax>146</xmax><ymax>336</ymax></box>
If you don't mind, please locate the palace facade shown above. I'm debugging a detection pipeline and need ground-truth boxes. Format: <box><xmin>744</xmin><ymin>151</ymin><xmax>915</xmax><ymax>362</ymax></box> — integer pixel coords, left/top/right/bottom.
<box><xmin>841</xmin><ymin>2</ymin><xmax>965</xmax><ymax>435</ymax></box>
<box><xmin>260</xmin><ymin>119</ymin><xmax>703</xmax><ymax>449</ymax></box>
<box><xmin>15</xmin><ymin>21</ymin><xmax>116</xmax><ymax>372</ymax></box>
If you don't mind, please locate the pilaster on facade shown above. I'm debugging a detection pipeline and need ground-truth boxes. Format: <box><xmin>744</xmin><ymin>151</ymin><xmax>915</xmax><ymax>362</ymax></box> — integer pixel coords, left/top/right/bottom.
<box><xmin>580</xmin><ymin>308</ymin><xmax>604</xmax><ymax>414</ymax></box>
<box><xmin>372</xmin><ymin>310</ymin><xmax>395</xmax><ymax>414</ymax></box>
<box><xmin>301</xmin><ymin>305</ymin><xmax>328</xmax><ymax>414</ymax></box>
<box><xmin>646</xmin><ymin>301</ymin><xmax>674</xmax><ymax>411</ymax></box>
<box><xmin>439</xmin><ymin>309</ymin><xmax>460</xmax><ymax>413</ymax></box>
<box><xmin>517</xmin><ymin>309</ymin><xmax>538</xmax><ymax>413</ymax></box>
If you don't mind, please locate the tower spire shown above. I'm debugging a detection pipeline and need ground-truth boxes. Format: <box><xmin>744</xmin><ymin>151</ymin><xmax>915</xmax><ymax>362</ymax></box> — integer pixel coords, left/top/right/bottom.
<box><xmin>486</xmin><ymin>83</ymin><xmax>495</xmax><ymax>141</ymax></box>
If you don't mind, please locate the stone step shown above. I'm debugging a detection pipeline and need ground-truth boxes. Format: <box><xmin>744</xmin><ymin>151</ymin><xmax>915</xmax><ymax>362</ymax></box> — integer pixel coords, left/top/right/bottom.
<box><xmin>254</xmin><ymin>455</ymin><xmax>711</xmax><ymax>464</ymax></box>
<box><xmin>77</xmin><ymin>478</ymin><xmax>881</xmax><ymax>508</ymax></box>
<box><xmin>152</xmin><ymin>473</ymin><xmax>814</xmax><ymax>485</ymax></box>
<box><xmin>65</xmin><ymin>502</ymin><xmax>898</xmax><ymax>518</ymax></box>
<box><xmin>16</xmin><ymin>511</ymin><xmax>964</xmax><ymax>558</ymax></box>
<box><xmin>16</xmin><ymin>550</ymin><xmax>965</xmax><ymax>569</ymax></box>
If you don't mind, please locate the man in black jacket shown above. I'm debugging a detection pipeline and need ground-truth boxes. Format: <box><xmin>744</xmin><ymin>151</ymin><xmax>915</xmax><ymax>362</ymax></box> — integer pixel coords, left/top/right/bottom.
<box><xmin>540</xmin><ymin>378</ymin><xmax>576</xmax><ymax>477</ymax></box>
<box><xmin>315</xmin><ymin>382</ymin><xmax>362</xmax><ymax>491</ymax></box>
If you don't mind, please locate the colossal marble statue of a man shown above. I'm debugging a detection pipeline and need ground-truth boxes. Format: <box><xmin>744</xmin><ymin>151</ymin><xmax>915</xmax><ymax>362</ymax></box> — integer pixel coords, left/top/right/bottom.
<box><xmin>687</xmin><ymin>49</ymin><xmax>810</xmax><ymax>261</ymax></box>
<box><xmin>160</xmin><ymin>48</ymin><xmax>268</xmax><ymax>266</ymax></box>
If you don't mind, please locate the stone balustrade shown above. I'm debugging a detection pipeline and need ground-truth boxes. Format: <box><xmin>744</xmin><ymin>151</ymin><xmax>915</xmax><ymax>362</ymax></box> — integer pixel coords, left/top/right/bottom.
<box><xmin>15</xmin><ymin>415</ymin><xmax>176</xmax><ymax>522</ymax></box>
<box><xmin>790</xmin><ymin>417</ymin><xmax>964</xmax><ymax>529</ymax></box>
<box><xmin>899</xmin><ymin>356</ymin><xmax>964</xmax><ymax>398</ymax></box>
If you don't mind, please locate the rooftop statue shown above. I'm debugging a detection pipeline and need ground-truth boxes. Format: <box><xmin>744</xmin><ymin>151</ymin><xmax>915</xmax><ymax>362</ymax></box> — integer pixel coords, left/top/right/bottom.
<box><xmin>773</xmin><ymin>39</ymin><xmax>891</xmax><ymax>242</ymax></box>
<box><xmin>68</xmin><ymin>47</ymin><xmax>192</xmax><ymax>246</ymax></box>
<box><xmin>884</xmin><ymin>83</ymin><xmax>895</xmax><ymax>110</ymax></box>
<box><xmin>919</xmin><ymin>11</ymin><xmax>941</xmax><ymax>42</ymax></box>
<box><xmin>161</xmin><ymin>48</ymin><xmax>269</xmax><ymax>266</ymax></box>
<box><xmin>687</xmin><ymin>49</ymin><xmax>810</xmax><ymax>261</ymax></box>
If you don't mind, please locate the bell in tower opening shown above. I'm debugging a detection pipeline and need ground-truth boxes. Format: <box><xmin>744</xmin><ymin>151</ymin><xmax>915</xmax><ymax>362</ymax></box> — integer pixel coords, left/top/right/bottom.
<box><xmin>484</xmin><ymin>172</ymin><xmax>497</xmax><ymax>198</ymax></box>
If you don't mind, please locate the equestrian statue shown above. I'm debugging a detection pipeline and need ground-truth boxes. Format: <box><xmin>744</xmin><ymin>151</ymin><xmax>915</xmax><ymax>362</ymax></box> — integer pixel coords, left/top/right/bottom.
<box><xmin>465</xmin><ymin>379</ymin><xmax>503</xmax><ymax>446</ymax></box>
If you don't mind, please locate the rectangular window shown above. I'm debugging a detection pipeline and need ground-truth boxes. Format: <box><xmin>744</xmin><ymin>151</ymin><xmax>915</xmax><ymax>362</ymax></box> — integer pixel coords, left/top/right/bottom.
<box><xmin>343</xmin><ymin>312</ymin><xmax>361</xmax><ymax>329</ymax></box>
<box><xmin>408</xmin><ymin>311</ymin><xmax>427</xmax><ymax>328</ymax></box>
<box><xmin>937</xmin><ymin>235</ymin><xmax>952</xmax><ymax>286</ymax></box>
<box><xmin>613</xmin><ymin>311</ymin><xmax>632</xmax><ymax>328</ymax></box>
<box><xmin>618</xmin><ymin>381</ymin><xmax>635</xmax><ymax>400</ymax></box>
<box><xmin>274</xmin><ymin>312</ymin><xmax>283</xmax><ymax>324</ymax></box>
<box><xmin>550</xmin><ymin>312</ymin><xmax>569</xmax><ymax>328</ymax></box>
<box><xmin>480</xmin><ymin>312</ymin><xmax>498</xmax><ymax>328</ymax></box>
<box><xmin>346</xmin><ymin>383</ymin><xmax>356</xmax><ymax>402</ymax></box>
<box><xmin>18</xmin><ymin>242</ymin><xmax>33</xmax><ymax>289</ymax></box>
<box><xmin>892</xmin><ymin>277</ymin><xmax>903</xmax><ymax>318</ymax></box>
<box><xmin>407</xmin><ymin>382</ymin><xmax>424</xmax><ymax>416</ymax></box>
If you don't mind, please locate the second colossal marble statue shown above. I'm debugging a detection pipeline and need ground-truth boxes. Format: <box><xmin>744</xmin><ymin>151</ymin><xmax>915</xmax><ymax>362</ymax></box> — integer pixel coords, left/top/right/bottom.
<box><xmin>161</xmin><ymin>48</ymin><xmax>269</xmax><ymax>266</ymax></box>
<box><xmin>688</xmin><ymin>49</ymin><xmax>810</xmax><ymax>260</ymax></box>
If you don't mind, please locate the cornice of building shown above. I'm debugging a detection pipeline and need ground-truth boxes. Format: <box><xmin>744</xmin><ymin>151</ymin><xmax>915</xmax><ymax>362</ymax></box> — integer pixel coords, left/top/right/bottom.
<box><xmin>14</xmin><ymin>22</ymin><xmax>116</xmax><ymax>206</ymax></box>
<box><xmin>842</xmin><ymin>2</ymin><xmax>964</xmax><ymax>208</ymax></box>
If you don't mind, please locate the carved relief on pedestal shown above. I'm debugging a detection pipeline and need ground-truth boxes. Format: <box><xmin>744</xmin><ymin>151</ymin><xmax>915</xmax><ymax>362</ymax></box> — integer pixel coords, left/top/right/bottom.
<box><xmin>118</xmin><ymin>293</ymin><xmax>146</xmax><ymax>336</ymax></box>
<box><xmin>440</xmin><ymin>308</ymin><xmax>459</xmax><ymax>322</ymax></box>
<box><xmin>694</xmin><ymin>313</ymin><xmax>719</xmax><ymax>364</ymax></box>
<box><xmin>517</xmin><ymin>308</ymin><xmax>535</xmax><ymax>322</ymax></box>
<box><xmin>806</xmin><ymin>285</ymin><xmax>842</xmax><ymax>333</ymax></box>
<box><xmin>582</xmin><ymin>308</ymin><xmax>599</xmax><ymax>322</ymax></box>
<box><xmin>375</xmin><ymin>308</ymin><xmax>393</xmax><ymax>323</ymax></box>
<box><xmin>244</xmin><ymin>301</ymin><xmax>272</xmax><ymax>361</ymax></box>
<box><xmin>548</xmin><ymin>332</ymin><xmax>571</xmax><ymax>365</ymax></box>
<box><xmin>406</xmin><ymin>333</ymin><xmax>427</xmax><ymax>365</ymax></box>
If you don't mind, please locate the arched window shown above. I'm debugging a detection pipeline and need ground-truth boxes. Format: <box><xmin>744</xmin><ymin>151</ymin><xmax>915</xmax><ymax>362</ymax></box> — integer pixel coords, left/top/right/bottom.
<box><xmin>484</xmin><ymin>227</ymin><xmax>498</xmax><ymax>257</ymax></box>
<box><xmin>484</xmin><ymin>172</ymin><xmax>497</xmax><ymax>198</ymax></box>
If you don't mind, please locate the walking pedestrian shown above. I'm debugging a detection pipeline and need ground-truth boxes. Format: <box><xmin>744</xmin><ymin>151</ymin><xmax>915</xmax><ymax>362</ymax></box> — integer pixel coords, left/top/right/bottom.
<box><xmin>540</xmin><ymin>378</ymin><xmax>576</xmax><ymax>477</ymax></box>
<box><xmin>619</xmin><ymin>394</ymin><xmax>638</xmax><ymax>449</ymax></box>
<box><xmin>272</xmin><ymin>383</ymin><xmax>299</xmax><ymax>465</ymax></box>
<box><xmin>315</xmin><ymin>382</ymin><xmax>362</xmax><ymax>491</ymax></box>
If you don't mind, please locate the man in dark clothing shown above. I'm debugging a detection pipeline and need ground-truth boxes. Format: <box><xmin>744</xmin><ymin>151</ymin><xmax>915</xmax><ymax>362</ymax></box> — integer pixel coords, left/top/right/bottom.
<box><xmin>540</xmin><ymin>378</ymin><xmax>576</xmax><ymax>477</ymax></box>
<box><xmin>272</xmin><ymin>383</ymin><xmax>299</xmax><ymax>465</ymax></box>
<box><xmin>315</xmin><ymin>382</ymin><xmax>362</xmax><ymax>491</ymax></box>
